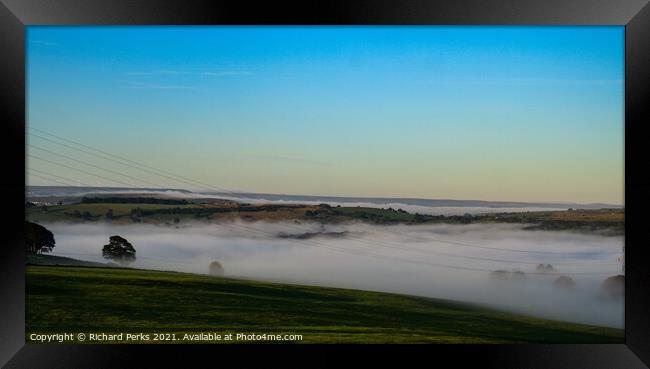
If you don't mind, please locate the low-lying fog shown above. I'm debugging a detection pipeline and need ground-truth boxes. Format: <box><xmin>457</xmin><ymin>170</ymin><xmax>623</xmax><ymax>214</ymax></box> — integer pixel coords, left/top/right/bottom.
<box><xmin>45</xmin><ymin>221</ymin><xmax>624</xmax><ymax>328</ymax></box>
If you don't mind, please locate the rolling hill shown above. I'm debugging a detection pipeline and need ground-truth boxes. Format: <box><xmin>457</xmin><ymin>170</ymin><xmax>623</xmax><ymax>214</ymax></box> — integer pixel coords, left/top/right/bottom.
<box><xmin>26</xmin><ymin>264</ymin><xmax>623</xmax><ymax>344</ymax></box>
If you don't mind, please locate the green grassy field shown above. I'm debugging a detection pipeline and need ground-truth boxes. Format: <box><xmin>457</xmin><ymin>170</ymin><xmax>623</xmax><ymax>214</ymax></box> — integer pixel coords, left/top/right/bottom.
<box><xmin>26</xmin><ymin>253</ymin><xmax>112</xmax><ymax>268</ymax></box>
<box><xmin>26</xmin><ymin>265</ymin><xmax>623</xmax><ymax>344</ymax></box>
<box><xmin>26</xmin><ymin>203</ymin><xmax>197</xmax><ymax>223</ymax></box>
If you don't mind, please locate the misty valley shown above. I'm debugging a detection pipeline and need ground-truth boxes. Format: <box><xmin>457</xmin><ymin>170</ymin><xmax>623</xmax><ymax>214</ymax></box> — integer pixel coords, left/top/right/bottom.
<box><xmin>25</xmin><ymin>189</ymin><xmax>625</xmax><ymax>342</ymax></box>
<box><xmin>23</xmin><ymin>25</ymin><xmax>627</xmax><ymax>345</ymax></box>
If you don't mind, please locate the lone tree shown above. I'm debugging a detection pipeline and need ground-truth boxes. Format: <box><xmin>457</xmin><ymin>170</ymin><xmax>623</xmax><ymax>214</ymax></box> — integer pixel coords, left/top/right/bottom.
<box><xmin>25</xmin><ymin>221</ymin><xmax>55</xmax><ymax>254</ymax></box>
<box><xmin>553</xmin><ymin>275</ymin><xmax>576</xmax><ymax>291</ymax></box>
<box><xmin>208</xmin><ymin>261</ymin><xmax>225</xmax><ymax>277</ymax></box>
<box><xmin>102</xmin><ymin>235</ymin><xmax>136</xmax><ymax>266</ymax></box>
<box><xmin>600</xmin><ymin>275</ymin><xmax>624</xmax><ymax>299</ymax></box>
<box><xmin>535</xmin><ymin>263</ymin><xmax>556</xmax><ymax>273</ymax></box>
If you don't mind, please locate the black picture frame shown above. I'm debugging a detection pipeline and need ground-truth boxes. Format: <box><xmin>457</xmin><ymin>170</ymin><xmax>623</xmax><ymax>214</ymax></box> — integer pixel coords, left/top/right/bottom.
<box><xmin>1</xmin><ymin>0</ymin><xmax>649</xmax><ymax>367</ymax></box>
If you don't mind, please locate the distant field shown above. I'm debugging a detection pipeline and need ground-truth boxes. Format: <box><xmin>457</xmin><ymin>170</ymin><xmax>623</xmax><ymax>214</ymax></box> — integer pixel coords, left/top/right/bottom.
<box><xmin>26</xmin><ymin>203</ymin><xmax>196</xmax><ymax>222</ymax></box>
<box><xmin>544</xmin><ymin>210</ymin><xmax>624</xmax><ymax>222</ymax></box>
<box><xmin>25</xmin><ymin>199</ymin><xmax>624</xmax><ymax>234</ymax></box>
<box><xmin>26</xmin><ymin>265</ymin><xmax>623</xmax><ymax>344</ymax></box>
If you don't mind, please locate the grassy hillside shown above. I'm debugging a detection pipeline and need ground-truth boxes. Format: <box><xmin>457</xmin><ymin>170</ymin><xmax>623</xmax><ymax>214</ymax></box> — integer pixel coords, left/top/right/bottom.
<box><xmin>26</xmin><ymin>253</ymin><xmax>113</xmax><ymax>268</ymax></box>
<box><xmin>26</xmin><ymin>203</ymin><xmax>197</xmax><ymax>223</ymax></box>
<box><xmin>26</xmin><ymin>265</ymin><xmax>623</xmax><ymax>344</ymax></box>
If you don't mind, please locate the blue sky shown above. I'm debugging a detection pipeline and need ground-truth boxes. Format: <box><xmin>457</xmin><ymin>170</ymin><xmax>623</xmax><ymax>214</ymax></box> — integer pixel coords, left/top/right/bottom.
<box><xmin>26</xmin><ymin>26</ymin><xmax>624</xmax><ymax>204</ymax></box>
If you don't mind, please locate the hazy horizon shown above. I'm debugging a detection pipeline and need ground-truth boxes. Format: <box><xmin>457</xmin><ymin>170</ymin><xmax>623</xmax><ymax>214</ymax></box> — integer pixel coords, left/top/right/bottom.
<box><xmin>26</xmin><ymin>185</ymin><xmax>624</xmax><ymax>207</ymax></box>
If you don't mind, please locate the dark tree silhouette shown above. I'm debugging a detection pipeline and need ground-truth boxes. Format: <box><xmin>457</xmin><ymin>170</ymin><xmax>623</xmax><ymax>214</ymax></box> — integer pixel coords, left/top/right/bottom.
<box><xmin>25</xmin><ymin>221</ymin><xmax>55</xmax><ymax>254</ymax></box>
<box><xmin>208</xmin><ymin>261</ymin><xmax>225</xmax><ymax>277</ymax></box>
<box><xmin>553</xmin><ymin>275</ymin><xmax>576</xmax><ymax>291</ymax></box>
<box><xmin>600</xmin><ymin>275</ymin><xmax>624</xmax><ymax>299</ymax></box>
<box><xmin>102</xmin><ymin>235</ymin><xmax>136</xmax><ymax>266</ymax></box>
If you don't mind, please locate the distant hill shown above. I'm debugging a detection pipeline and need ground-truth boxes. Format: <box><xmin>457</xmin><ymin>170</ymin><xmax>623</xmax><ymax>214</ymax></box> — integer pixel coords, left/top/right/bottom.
<box><xmin>26</xmin><ymin>186</ymin><xmax>622</xmax><ymax>210</ymax></box>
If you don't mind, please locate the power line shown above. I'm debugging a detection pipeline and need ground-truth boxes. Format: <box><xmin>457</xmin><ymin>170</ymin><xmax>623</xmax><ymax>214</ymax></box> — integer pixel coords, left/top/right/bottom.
<box><xmin>28</xmin><ymin>144</ymin><xmax>164</xmax><ymax>188</ymax></box>
<box><xmin>29</xmin><ymin>131</ymin><xmax>207</xmax><ymax>192</ymax></box>
<box><xmin>29</xmin><ymin>129</ymin><xmax>237</xmax><ymax>194</ymax></box>
<box><xmin>28</xmin><ymin>171</ymin><xmax>74</xmax><ymax>187</ymax></box>
<box><xmin>28</xmin><ymin>154</ymin><xmax>137</xmax><ymax>188</ymax></box>
<box><xmin>29</xmin><ymin>167</ymin><xmax>93</xmax><ymax>187</ymax></box>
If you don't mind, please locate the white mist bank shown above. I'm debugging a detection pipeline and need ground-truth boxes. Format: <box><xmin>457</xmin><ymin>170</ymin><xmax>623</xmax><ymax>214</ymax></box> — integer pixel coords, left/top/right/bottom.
<box><xmin>44</xmin><ymin>221</ymin><xmax>624</xmax><ymax>328</ymax></box>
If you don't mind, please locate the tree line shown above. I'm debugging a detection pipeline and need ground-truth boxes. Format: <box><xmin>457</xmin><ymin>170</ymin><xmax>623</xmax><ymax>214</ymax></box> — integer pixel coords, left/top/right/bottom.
<box><xmin>81</xmin><ymin>197</ymin><xmax>190</xmax><ymax>205</ymax></box>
